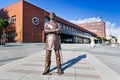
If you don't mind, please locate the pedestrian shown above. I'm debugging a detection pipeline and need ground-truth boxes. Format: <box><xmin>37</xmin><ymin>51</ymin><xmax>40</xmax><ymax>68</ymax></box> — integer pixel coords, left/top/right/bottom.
<box><xmin>1</xmin><ymin>33</ymin><xmax>6</xmax><ymax>47</ymax></box>
<box><xmin>42</xmin><ymin>12</ymin><xmax>63</xmax><ymax>75</ymax></box>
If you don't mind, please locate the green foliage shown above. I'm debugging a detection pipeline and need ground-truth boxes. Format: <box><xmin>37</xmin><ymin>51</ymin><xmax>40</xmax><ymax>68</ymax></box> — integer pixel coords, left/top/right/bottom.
<box><xmin>96</xmin><ymin>36</ymin><xmax>110</xmax><ymax>43</ymax></box>
<box><xmin>96</xmin><ymin>36</ymin><xmax>102</xmax><ymax>40</ymax></box>
<box><xmin>96</xmin><ymin>36</ymin><xmax>102</xmax><ymax>43</ymax></box>
<box><xmin>0</xmin><ymin>18</ymin><xmax>9</xmax><ymax>29</ymax></box>
<box><xmin>103</xmin><ymin>37</ymin><xmax>108</xmax><ymax>41</ymax></box>
<box><xmin>111</xmin><ymin>35</ymin><xmax>117</xmax><ymax>39</ymax></box>
<box><xmin>110</xmin><ymin>35</ymin><xmax>117</xmax><ymax>42</ymax></box>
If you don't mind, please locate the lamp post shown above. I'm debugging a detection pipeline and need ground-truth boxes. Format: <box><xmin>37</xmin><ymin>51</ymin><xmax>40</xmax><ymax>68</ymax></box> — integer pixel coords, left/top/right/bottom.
<box><xmin>102</xmin><ymin>37</ymin><xmax>103</xmax><ymax>44</ymax></box>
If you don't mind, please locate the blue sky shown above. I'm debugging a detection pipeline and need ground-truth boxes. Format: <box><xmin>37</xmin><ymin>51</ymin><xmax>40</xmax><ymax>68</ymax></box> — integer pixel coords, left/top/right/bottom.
<box><xmin>0</xmin><ymin>0</ymin><xmax>120</xmax><ymax>25</ymax></box>
<box><xmin>30</xmin><ymin>0</ymin><xmax>120</xmax><ymax>27</ymax></box>
<box><xmin>0</xmin><ymin>0</ymin><xmax>120</xmax><ymax>41</ymax></box>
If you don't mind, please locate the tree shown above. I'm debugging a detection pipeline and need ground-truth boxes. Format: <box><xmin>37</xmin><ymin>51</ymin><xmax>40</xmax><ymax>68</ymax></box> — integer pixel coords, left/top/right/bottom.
<box><xmin>0</xmin><ymin>18</ymin><xmax>9</xmax><ymax>29</ymax></box>
<box><xmin>110</xmin><ymin>35</ymin><xmax>117</xmax><ymax>43</ymax></box>
<box><xmin>0</xmin><ymin>9</ymin><xmax>8</xmax><ymax>18</ymax></box>
<box><xmin>0</xmin><ymin>18</ymin><xmax>9</xmax><ymax>34</ymax></box>
<box><xmin>96</xmin><ymin>36</ymin><xmax>109</xmax><ymax>44</ymax></box>
<box><xmin>96</xmin><ymin>36</ymin><xmax>102</xmax><ymax>43</ymax></box>
<box><xmin>111</xmin><ymin>35</ymin><xmax>117</xmax><ymax>39</ymax></box>
<box><xmin>0</xmin><ymin>9</ymin><xmax>9</xmax><ymax>33</ymax></box>
<box><xmin>0</xmin><ymin>18</ymin><xmax>9</xmax><ymax>40</ymax></box>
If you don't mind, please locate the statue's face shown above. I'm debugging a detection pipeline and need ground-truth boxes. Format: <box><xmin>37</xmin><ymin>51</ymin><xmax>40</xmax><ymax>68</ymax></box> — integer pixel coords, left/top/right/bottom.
<box><xmin>50</xmin><ymin>13</ymin><xmax>55</xmax><ymax>20</ymax></box>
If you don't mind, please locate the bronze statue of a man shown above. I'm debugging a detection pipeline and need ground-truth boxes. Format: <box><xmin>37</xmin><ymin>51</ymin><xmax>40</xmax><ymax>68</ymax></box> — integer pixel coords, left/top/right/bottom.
<box><xmin>43</xmin><ymin>12</ymin><xmax>63</xmax><ymax>75</ymax></box>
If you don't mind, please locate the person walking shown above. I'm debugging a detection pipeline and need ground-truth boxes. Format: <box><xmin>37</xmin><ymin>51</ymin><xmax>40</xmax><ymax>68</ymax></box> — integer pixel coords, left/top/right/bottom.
<box><xmin>1</xmin><ymin>33</ymin><xmax>6</xmax><ymax>46</ymax></box>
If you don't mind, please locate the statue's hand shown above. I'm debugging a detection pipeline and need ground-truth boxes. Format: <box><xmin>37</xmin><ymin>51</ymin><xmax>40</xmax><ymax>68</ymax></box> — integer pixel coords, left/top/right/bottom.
<box><xmin>55</xmin><ymin>29</ymin><xmax>61</xmax><ymax>33</ymax></box>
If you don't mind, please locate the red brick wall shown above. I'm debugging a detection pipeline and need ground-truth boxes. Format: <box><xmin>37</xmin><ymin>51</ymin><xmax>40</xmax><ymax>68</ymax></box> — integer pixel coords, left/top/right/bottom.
<box><xmin>1</xmin><ymin>0</ymin><xmax>46</xmax><ymax>43</ymax></box>
<box><xmin>23</xmin><ymin>1</ymin><xmax>45</xmax><ymax>43</ymax></box>
<box><xmin>78</xmin><ymin>22</ymin><xmax>106</xmax><ymax>38</ymax></box>
<box><xmin>2</xmin><ymin>1</ymin><xmax>23</xmax><ymax>42</ymax></box>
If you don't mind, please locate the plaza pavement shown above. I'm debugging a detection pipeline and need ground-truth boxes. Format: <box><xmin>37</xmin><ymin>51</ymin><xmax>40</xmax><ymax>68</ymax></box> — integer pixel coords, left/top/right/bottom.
<box><xmin>0</xmin><ymin>48</ymin><xmax>120</xmax><ymax>80</ymax></box>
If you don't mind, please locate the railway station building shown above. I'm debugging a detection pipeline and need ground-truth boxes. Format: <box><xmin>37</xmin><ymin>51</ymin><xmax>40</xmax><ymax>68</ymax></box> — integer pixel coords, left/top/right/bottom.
<box><xmin>0</xmin><ymin>0</ymin><xmax>97</xmax><ymax>43</ymax></box>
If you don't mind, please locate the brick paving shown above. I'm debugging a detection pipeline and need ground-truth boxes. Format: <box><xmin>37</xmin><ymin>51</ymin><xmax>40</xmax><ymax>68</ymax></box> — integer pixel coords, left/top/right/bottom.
<box><xmin>0</xmin><ymin>51</ymin><xmax>120</xmax><ymax>80</ymax></box>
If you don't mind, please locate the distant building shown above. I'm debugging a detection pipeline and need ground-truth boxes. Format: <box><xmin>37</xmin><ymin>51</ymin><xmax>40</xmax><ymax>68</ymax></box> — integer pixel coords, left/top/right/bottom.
<box><xmin>0</xmin><ymin>0</ymin><xmax>96</xmax><ymax>43</ymax></box>
<box><xmin>78</xmin><ymin>21</ymin><xmax>106</xmax><ymax>38</ymax></box>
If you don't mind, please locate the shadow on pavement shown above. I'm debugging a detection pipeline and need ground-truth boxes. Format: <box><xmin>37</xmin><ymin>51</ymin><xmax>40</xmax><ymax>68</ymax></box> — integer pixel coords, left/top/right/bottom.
<box><xmin>50</xmin><ymin>54</ymin><xmax>87</xmax><ymax>72</ymax></box>
<box><xmin>0</xmin><ymin>57</ymin><xmax>24</xmax><ymax>62</ymax></box>
<box><xmin>3</xmin><ymin>44</ymin><xmax>22</xmax><ymax>47</ymax></box>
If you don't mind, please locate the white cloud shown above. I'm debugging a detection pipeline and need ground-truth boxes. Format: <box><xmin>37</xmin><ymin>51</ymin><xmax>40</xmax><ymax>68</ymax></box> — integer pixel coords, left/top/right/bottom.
<box><xmin>105</xmin><ymin>21</ymin><xmax>116</xmax><ymax>29</ymax></box>
<box><xmin>70</xmin><ymin>17</ymin><xmax>101</xmax><ymax>24</ymax></box>
<box><xmin>70</xmin><ymin>17</ymin><xmax>120</xmax><ymax>43</ymax></box>
<box><xmin>104</xmin><ymin>21</ymin><xmax>120</xmax><ymax>43</ymax></box>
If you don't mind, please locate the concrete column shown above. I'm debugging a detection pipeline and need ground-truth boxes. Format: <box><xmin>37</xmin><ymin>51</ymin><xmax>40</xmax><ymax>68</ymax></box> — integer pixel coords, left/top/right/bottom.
<box><xmin>90</xmin><ymin>37</ymin><xmax>95</xmax><ymax>47</ymax></box>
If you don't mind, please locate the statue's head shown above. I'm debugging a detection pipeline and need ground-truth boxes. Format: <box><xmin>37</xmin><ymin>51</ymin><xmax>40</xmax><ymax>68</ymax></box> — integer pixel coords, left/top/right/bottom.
<box><xmin>50</xmin><ymin>12</ymin><xmax>56</xmax><ymax>20</ymax></box>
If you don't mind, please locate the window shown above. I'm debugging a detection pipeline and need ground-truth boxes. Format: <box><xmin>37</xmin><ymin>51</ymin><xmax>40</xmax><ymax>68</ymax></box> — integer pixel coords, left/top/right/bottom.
<box><xmin>11</xmin><ymin>15</ymin><xmax>16</xmax><ymax>23</ymax></box>
<box><xmin>12</xmin><ymin>31</ymin><xmax>16</xmax><ymax>37</ymax></box>
<box><xmin>69</xmin><ymin>26</ymin><xmax>71</xmax><ymax>31</ymax></box>
<box><xmin>74</xmin><ymin>28</ymin><xmax>75</xmax><ymax>32</ymax></box>
<box><xmin>45</xmin><ymin>17</ymin><xmax>50</xmax><ymax>23</ymax></box>
<box><xmin>71</xmin><ymin>27</ymin><xmax>73</xmax><ymax>32</ymax></box>
<box><xmin>58</xmin><ymin>22</ymin><xmax>63</xmax><ymax>30</ymax></box>
<box><xmin>66</xmin><ymin>25</ymin><xmax>68</xmax><ymax>30</ymax></box>
<box><xmin>63</xmin><ymin>24</ymin><xmax>66</xmax><ymax>30</ymax></box>
<box><xmin>98</xmin><ymin>26</ymin><xmax>102</xmax><ymax>31</ymax></box>
<box><xmin>6</xmin><ymin>32</ymin><xmax>9</xmax><ymax>38</ymax></box>
<box><xmin>8</xmin><ymin>17</ymin><xmax>10</xmax><ymax>24</ymax></box>
<box><xmin>77</xmin><ymin>30</ymin><xmax>79</xmax><ymax>33</ymax></box>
